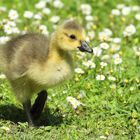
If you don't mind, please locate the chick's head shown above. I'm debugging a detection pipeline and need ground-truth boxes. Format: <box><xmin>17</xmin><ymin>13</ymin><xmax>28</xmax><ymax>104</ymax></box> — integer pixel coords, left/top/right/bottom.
<box><xmin>56</xmin><ymin>20</ymin><xmax>93</xmax><ymax>53</ymax></box>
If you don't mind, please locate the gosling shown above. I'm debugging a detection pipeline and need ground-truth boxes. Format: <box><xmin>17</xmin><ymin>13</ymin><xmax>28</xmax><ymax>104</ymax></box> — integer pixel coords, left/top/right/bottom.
<box><xmin>0</xmin><ymin>20</ymin><xmax>93</xmax><ymax>126</ymax></box>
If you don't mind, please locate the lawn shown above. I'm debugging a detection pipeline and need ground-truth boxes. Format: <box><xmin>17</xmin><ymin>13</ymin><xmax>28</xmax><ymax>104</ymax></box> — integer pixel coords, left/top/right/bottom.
<box><xmin>0</xmin><ymin>0</ymin><xmax>140</xmax><ymax>139</ymax></box>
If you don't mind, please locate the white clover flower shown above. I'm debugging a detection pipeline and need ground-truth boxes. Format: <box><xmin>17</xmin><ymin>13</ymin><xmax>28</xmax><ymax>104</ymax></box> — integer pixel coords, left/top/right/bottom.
<box><xmin>0</xmin><ymin>74</ymin><xmax>6</xmax><ymax>79</ymax></box>
<box><xmin>34</xmin><ymin>13</ymin><xmax>42</xmax><ymax>20</ymax></box>
<box><xmin>66</xmin><ymin>96</ymin><xmax>83</xmax><ymax>109</ymax></box>
<box><xmin>77</xmin><ymin>90</ymin><xmax>86</xmax><ymax>99</ymax></box>
<box><xmin>45</xmin><ymin>0</ymin><xmax>52</xmax><ymax>3</ymax></box>
<box><xmin>110</xmin><ymin>84</ymin><xmax>116</xmax><ymax>89</ymax></box>
<box><xmin>85</xmin><ymin>15</ymin><xmax>93</xmax><ymax>21</ymax></box>
<box><xmin>99</xmin><ymin>32</ymin><xmax>110</xmax><ymax>41</ymax></box>
<box><xmin>0</xmin><ymin>36</ymin><xmax>10</xmax><ymax>44</ymax></box>
<box><xmin>123</xmin><ymin>24</ymin><xmax>136</xmax><ymax>37</ymax></box>
<box><xmin>93</xmin><ymin>47</ymin><xmax>102</xmax><ymax>57</ymax></box>
<box><xmin>80</xmin><ymin>4</ymin><xmax>92</xmax><ymax>15</ymax></box>
<box><xmin>6</xmin><ymin>21</ymin><xmax>16</xmax><ymax>27</ymax></box>
<box><xmin>132</xmin><ymin>6</ymin><xmax>140</xmax><ymax>11</ymax></box>
<box><xmin>53</xmin><ymin>0</ymin><xmax>64</xmax><ymax>9</ymax></box>
<box><xmin>39</xmin><ymin>25</ymin><xmax>47</xmax><ymax>31</ymax></box>
<box><xmin>76</xmin><ymin>51</ymin><xmax>86</xmax><ymax>59</ymax></box>
<box><xmin>114</xmin><ymin>57</ymin><xmax>122</xmax><ymax>65</ymax></box>
<box><xmin>86</xmin><ymin>22</ymin><xmax>94</xmax><ymax>30</ymax></box>
<box><xmin>35</xmin><ymin>1</ymin><xmax>46</xmax><ymax>9</ymax></box>
<box><xmin>0</xmin><ymin>6</ymin><xmax>7</xmax><ymax>12</ymax></box>
<box><xmin>8</xmin><ymin>9</ymin><xmax>19</xmax><ymax>20</ymax></box>
<box><xmin>117</xmin><ymin>4</ymin><xmax>125</xmax><ymax>9</ymax></box>
<box><xmin>108</xmin><ymin>76</ymin><xmax>116</xmax><ymax>81</ymax></box>
<box><xmin>99</xmin><ymin>136</ymin><xmax>107</xmax><ymax>139</ymax></box>
<box><xmin>103</xmin><ymin>28</ymin><xmax>113</xmax><ymax>37</ymax></box>
<box><xmin>82</xmin><ymin>60</ymin><xmax>96</xmax><ymax>68</ymax></box>
<box><xmin>96</xmin><ymin>74</ymin><xmax>105</xmax><ymax>81</ymax></box>
<box><xmin>87</xmin><ymin>31</ymin><xmax>95</xmax><ymax>40</ymax></box>
<box><xmin>4</xmin><ymin>25</ymin><xmax>13</xmax><ymax>34</ymax></box>
<box><xmin>122</xmin><ymin>6</ymin><xmax>131</xmax><ymax>16</ymax></box>
<box><xmin>23</xmin><ymin>11</ymin><xmax>33</xmax><ymax>19</ymax></box>
<box><xmin>111</xmin><ymin>9</ymin><xmax>121</xmax><ymax>16</ymax></box>
<box><xmin>11</xmin><ymin>27</ymin><xmax>20</xmax><ymax>34</ymax></box>
<box><xmin>112</xmin><ymin>53</ymin><xmax>120</xmax><ymax>59</ymax></box>
<box><xmin>50</xmin><ymin>16</ymin><xmax>60</xmax><ymax>23</ymax></box>
<box><xmin>111</xmin><ymin>44</ymin><xmax>120</xmax><ymax>52</ymax></box>
<box><xmin>101</xmin><ymin>55</ymin><xmax>110</xmax><ymax>61</ymax></box>
<box><xmin>74</xmin><ymin>68</ymin><xmax>84</xmax><ymax>74</ymax></box>
<box><xmin>135</xmin><ymin>13</ymin><xmax>140</xmax><ymax>21</ymax></box>
<box><xmin>100</xmin><ymin>62</ymin><xmax>107</xmax><ymax>68</ymax></box>
<box><xmin>1</xmin><ymin>19</ymin><xmax>7</xmax><ymax>25</ymax></box>
<box><xmin>3</xmin><ymin>21</ymin><xmax>19</xmax><ymax>34</ymax></box>
<box><xmin>112</xmin><ymin>37</ymin><xmax>121</xmax><ymax>44</ymax></box>
<box><xmin>99</xmin><ymin>42</ymin><xmax>109</xmax><ymax>49</ymax></box>
<box><xmin>130</xmin><ymin>86</ymin><xmax>135</xmax><ymax>91</ymax></box>
<box><xmin>133</xmin><ymin>46</ymin><xmax>140</xmax><ymax>56</ymax></box>
<box><xmin>42</xmin><ymin>8</ymin><xmax>51</xmax><ymax>15</ymax></box>
<box><xmin>39</xmin><ymin>25</ymin><xmax>49</xmax><ymax>35</ymax></box>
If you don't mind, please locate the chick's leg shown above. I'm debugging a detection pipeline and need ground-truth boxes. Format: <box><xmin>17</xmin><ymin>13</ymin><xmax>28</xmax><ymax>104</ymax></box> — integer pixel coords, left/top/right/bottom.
<box><xmin>30</xmin><ymin>90</ymin><xmax>48</xmax><ymax>120</ymax></box>
<box><xmin>22</xmin><ymin>100</ymin><xmax>35</xmax><ymax>126</ymax></box>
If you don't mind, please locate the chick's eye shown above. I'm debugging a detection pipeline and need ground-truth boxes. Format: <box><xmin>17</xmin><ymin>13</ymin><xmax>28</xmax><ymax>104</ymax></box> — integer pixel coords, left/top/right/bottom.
<box><xmin>69</xmin><ymin>34</ymin><xmax>76</xmax><ymax>40</ymax></box>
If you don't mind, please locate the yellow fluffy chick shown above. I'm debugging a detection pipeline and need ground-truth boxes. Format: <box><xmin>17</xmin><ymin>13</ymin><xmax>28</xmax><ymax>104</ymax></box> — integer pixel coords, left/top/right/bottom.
<box><xmin>0</xmin><ymin>19</ymin><xmax>93</xmax><ymax>126</ymax></box>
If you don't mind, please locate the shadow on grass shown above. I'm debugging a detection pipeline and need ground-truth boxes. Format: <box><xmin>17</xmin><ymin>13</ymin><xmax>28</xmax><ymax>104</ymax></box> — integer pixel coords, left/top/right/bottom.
<box><xmin>0</xmin><ymin>104</ymin><xmax>63</xmax><ymax>126</ymax></box>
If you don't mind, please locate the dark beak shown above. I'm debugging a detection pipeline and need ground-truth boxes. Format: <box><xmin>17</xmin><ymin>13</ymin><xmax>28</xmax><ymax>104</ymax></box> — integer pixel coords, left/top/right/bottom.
<box><xmin>78</xmin><ymin>41</ymin><xmax>93</xmax><ymax>53</ymax></box>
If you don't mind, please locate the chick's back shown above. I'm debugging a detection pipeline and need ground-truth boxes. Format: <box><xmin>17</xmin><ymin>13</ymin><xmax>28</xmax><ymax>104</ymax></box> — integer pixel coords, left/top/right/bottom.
<box><xmin>3</xmin><ymin>33</ymin><xmax>50</xmax><ymax>80</ymax></box>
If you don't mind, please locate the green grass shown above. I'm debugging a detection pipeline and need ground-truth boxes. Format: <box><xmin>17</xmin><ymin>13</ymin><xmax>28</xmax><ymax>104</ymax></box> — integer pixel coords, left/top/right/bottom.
<box><xmin>0</xmin><ymin>0</ymin><xmax>140</xmax><ymax>139</ymax></box>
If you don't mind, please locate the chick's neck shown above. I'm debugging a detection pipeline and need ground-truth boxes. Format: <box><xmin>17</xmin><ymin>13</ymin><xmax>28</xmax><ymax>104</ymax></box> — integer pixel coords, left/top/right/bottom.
<box><xmin>48</xmin><ymin>32</ymin><xmax>71</xmax><ymax>61</ymax></box>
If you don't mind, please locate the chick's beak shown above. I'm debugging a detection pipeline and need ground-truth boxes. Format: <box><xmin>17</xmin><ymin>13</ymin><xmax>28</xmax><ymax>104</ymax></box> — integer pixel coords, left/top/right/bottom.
<box><xmin>78</xmin><ymin>41</ymin><xmax>93</xmax><ymax>53</ymax></box>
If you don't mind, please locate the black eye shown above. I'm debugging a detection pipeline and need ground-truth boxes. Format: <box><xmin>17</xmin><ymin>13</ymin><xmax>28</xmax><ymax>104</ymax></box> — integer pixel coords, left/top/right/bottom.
<box><xmin>69</xmin><ymin>34</ymin><xmax>76</xmax><ymax>40</ymax></box>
